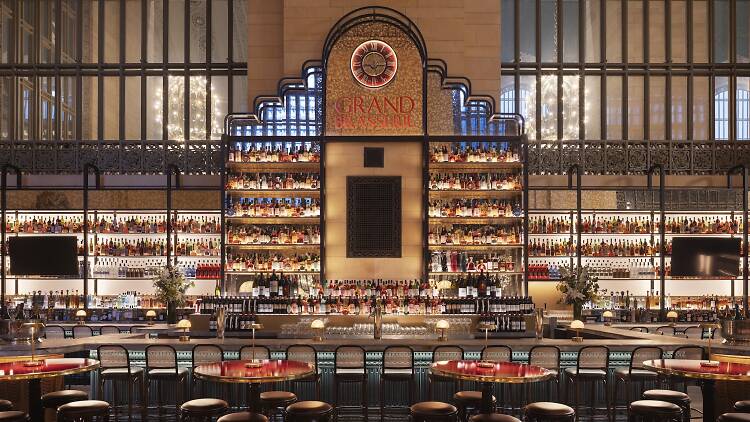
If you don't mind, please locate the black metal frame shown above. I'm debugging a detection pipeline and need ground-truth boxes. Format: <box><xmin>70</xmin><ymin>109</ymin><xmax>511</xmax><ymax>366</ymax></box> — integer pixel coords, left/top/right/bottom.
<box><xmin>728</xmin><ymin>164</ymin><xmax>749</xmax><ymax>316</ymax></box>
<box><xmin>647</xmin><ymin>164</ymin><xmax>666</xmax><ymax>320</ymax></box>
<box><xmin>0</xmin><ymin>164</ymin><xmax>21</xmax><ymax>305</ymax></box>
<box><xmin>82</xmin><ymin>162</ymin><xmax>101</xmax><ymax>308</ymax></box>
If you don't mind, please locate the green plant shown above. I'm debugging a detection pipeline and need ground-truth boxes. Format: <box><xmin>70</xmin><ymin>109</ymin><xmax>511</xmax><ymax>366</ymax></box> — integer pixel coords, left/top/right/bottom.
<box><xmin>153</xmin><ymin>266</ymin><xmax>194</xmax><ymax>307</ymax></box>
<box><xmin>556</xmin><ymin>265</ymin><xmax>601</xmax><ymax>307</ymax></box>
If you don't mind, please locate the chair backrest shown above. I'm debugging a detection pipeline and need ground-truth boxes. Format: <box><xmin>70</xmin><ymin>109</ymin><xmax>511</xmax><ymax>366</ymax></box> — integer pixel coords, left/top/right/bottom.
<box><xmin>382</xmin><ymin>346</ymin><xmax>413</xmax><ymax>374</ymax></box>
<box><xmin>129</xmin><ymin>326</ymin><xmax>147</xmax><ymax>334</ymax></box>
<box><xmin>656</xmin><ymin>326</ymin><xmax>675</xmax><ymax>336</ymax></box>
<box><xmin>334</xmin><ymin>345</ymin><xmax>366</xmax><ymax>374</ymax></box>
<box><xmin>239</xmin><ymin>346</ymin><xmax>270</xmax><ymax>361</ymax></box>
<box><xmin>192</xmin><ymin>344</ymin><xmax>223</xmax><ymax>367</ymax></box>
<box><xmin>99</xmin><ymin>326</ymin><xmax>120</xmax><ymax>335</ymax></box>
<box><xmin>577</xmin><ymin>345</ymin><xmax>609</xmax><ymax>370</ymax></box>
<box><xmin>45</xmin><ymin>325</ymin><xmax>66</xmax><ymax>339</ymax></box>
<box><xmin>72</xmin><ymin>325</ymin><xmax>93</xmax><ymax>338</ymax></box>
<box><xmin>630</xmin><ymin>346</ymin><xmax>662</xmax><ymax>371</ymax></box>
<box><xmin>529</xmin><ymin>345</ymin><xmax>560</xmax><ymax>370</ymax></box>
<box><xmin>630</xmin><ymin>326</ymin><xmax>649</xmax><ymax>333</ymax></box>
<box><xmin>98</xmin><ymin>345</ymin><xmax>131</xmax><ymax>371</ymax></box>
<box><xmin>683</xmin><ymin>326</ymin><xmax>704</xmax><ymax>339</ymax></box>
<box><xmin>432</xmin><ymin>345</ymin><xmax>464</xmax><ymax>362</ymax></box>
<box><xmin>672</xmin><ymin>346</ymin><xmax>704</xmax><ymax>360</ymax></box>
<box><xmin>286</xmin><ymin>345</ymin><xmax>318</xmax><ymax>374</ymax></box>
<box><xmin>146</xmin><ymin>345</ymin><xmax>178</xmax><ymax>370</ymax></box>
<box><xmin>481</xmin><ymin>346</ymin><xmax>512</xmax><ymax>362</ymax></box>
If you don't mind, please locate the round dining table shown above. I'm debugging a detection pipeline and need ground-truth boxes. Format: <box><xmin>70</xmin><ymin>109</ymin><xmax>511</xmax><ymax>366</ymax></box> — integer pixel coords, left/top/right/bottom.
<box><xmin>193</xmin><ymin>359</ymin><xmax>314</xmax><ymax>412</ymax></box>
<box><xmin>0</xmin><ymin>357</ymin><xmax>100</xmax><ymax>422</ymax></box>
<box><xmin>430</xmin><ymin>359</ymin><xmax>554</xmax><ymax>413</ymax></box>
<box><xmin>644</xmin><ymin>358</ymin><xmax>750</xmax><ymax>422</ymax></box>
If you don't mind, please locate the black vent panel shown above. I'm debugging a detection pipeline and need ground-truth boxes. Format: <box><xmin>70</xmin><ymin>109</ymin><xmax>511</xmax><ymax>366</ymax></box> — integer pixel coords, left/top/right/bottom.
<box><xmin>346</xmin><ymin>176</ymin><xmax>401</xmax><ymax>257</ymax></box>
<box><xmin>363</xmin><ymin>147</ymin><xmax>385</xmax><ymax>167</ymax></box>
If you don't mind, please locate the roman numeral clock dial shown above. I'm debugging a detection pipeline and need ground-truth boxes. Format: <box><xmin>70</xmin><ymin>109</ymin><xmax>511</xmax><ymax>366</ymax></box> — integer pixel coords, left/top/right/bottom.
<box><xmin>350</xmin><ymin>40</ymin><xmax>398</xmax><ymax>88</ymax></box>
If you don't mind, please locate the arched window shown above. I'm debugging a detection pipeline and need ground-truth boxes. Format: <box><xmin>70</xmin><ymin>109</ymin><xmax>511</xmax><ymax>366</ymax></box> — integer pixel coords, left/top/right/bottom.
<box><xmin>714</xmin><ymin>87</ymin><xmax>750</xmax><ymax>140</ymax></box>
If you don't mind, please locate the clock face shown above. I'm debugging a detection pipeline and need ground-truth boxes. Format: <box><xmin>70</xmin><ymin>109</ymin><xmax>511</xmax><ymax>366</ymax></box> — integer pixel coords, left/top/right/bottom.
<box><xmin>350</xmin><ymin>40</ymin><xmax>397</xmax><ymax>88</ymax></box>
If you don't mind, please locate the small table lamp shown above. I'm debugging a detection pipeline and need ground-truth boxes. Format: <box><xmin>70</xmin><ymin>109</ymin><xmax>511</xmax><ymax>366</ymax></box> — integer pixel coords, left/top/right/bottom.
<box><xmin>146</xmin><ymin>310</ymin><xmax>157</xmax><ymax>325</ymax></box>
<box><xmin>570</xmin><ymin>319</ymin><xmax>584</xmax><ymax>342</ymax></box>
<box><xmin>246</xmin><ymin>323</ymin><xmax>264</xmax><ymax>368</ymax></box>
<box><xmin>176</xmin><ymin>319</ymin><xmax>191</xmax><ymax>342</ymax></box>
<box><xmin>602</xmin><ymin>310</ymin><xmax>614</xmax><ymax>326</ymax></box>
<box><xmin>75</xmin><ymin>309</ymin><xmax>87</xmax><ymax>325</ymax></box>
<box><xmin>436</xmin><ymin>319</ymin><xmax>450</xmax><ymax>342</ymax></box>
<box><xmin>699</xmin><ymin>322</ymin><xmax>722</xmax><ymax>367</ymax></box>
<box><xmin>311</xmin><ymin>319</ymin><xmax>325</xmax><ymax>342</ymax></box>
<box><xmin>21</xmin><ymin>322</ymin><xmax>45</xmax><ymax>367</ymax></box>
<box><xmin>667</xmin><ymin>310</ymin><xmax>678</xmax><ymax>327</ymax></box>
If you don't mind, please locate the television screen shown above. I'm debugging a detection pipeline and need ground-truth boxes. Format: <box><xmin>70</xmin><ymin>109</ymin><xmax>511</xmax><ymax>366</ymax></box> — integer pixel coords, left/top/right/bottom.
<box><xmin>9</xmin><ymin>236</ymin><xmax>79</xmax><ymax>277</ymax></box>
<box><xmin>670</xmin><ymin>236</ymin><xmax>741</xmax><ymax>278</ymax></box>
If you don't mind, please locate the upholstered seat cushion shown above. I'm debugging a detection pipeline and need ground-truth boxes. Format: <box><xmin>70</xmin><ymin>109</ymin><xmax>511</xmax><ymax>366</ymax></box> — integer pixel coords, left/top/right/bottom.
<box><xmin>720</xmin><ymin>413</ymin><xmax>750</xmax><ymax>422</ymax></box>
<box><xmin>615</xmin><ymin>368</ymin><xmax>659</xmax><ymax>379</ymax></box>
<box><xmin>564</xmin><ymin>368</ymin><xmax>607</xmax><ymax>378</ymax></box>
<box><xmin>453</xmin><ymin>391</ymin><xmax>497</xmax><ymax>405</ymax></box>
<box><xmin>0</xmin><ymin>401</ymin><xmax>12</xmax><ymax>412</ymax></box>
<box><xmin>101</xmin><ymin>367</ymin><xmax>144</xmax><ymax>377</ymax></box>
<box><xmin>57</xmin><ymin>400</ymin><xmax>110</xmax><ymax>419</ymax></box>
<box><xmin>629</xmin><ymin>400</ymin><xmax>682</xmax><ymax>416</ymax></box>
<box><xmin>148</xmin><ymin>367</ymin><xmax>188</xmax><ymax>378</ymax></box>
<box><xmin>180</xmin><ymin>398</ymin><xmax>229</xmax><ymax>415</ymax></box>
<box><xmin>410</xmin><ymin>401</ymin><xmax>458</xmax><ymax>417</ymax></box>
<box><xmin>217</xmin><ymin>412</ymin><xmax>268</xmax><ymax>422</ymax></box>
<box><xmin>285</xmin><ymin>401</ymin><xmax>333</xmax><ymax>416</ymax></box>
<box><xmin>643</xmin><ymin>389</ymin><xmax>690</xmax><ymax>404</ymax></box>
<box><xmin>260</xmin><ymin>391</ymin><xmax>297</xmax><ymax>406</ymax></box>
<box><xmin>41</xmin><ymin>390</ymin><xmax>88</xmax><ymax>408</ymax></box>
<box><xmin>469</xmin><ymin>413</ymin><xmax>521</xmax><ymax>422</ymax></box>
<box><xmin>735</xmin><ymin>401</ymin><xmax>750</xmax><ymax>412</ymax></box>
<box><xmin>0</xmin><ymin>411</ymin><xmax>27</xmax><ymax>422</ymax></box>
<box><xmin>524</xmin><ymin>402</ymin><xmax>575</xmax><ymax>417</ymax></box>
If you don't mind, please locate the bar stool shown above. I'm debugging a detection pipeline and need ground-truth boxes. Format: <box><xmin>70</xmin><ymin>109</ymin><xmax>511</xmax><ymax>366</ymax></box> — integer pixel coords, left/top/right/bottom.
<box><xmin>468</xmin><ymin>414</ymin><xmax>520</xmax><ymax>422</ymax></box>
<box><xmin>258</xmin><ymin>391</ymin><xmax>296</xmax><ymax>421</ymax></box>
<box><xmin>217</xmin><ymin>412</ymin><xmax>268</xmax><ymax>422</ymax></box>
<box><xmin>669</xmin><ymin>346</ymin><xmax>704</xmax><ymax>392</ymax></box>
<box><xmin>99</xmin><ymin>326</ymin><xmax>120</xmax><ymax>336</ymax></box>
<box><xmin>614</xmin><ymin>347</ymin><xmax>662</xmax><ymax>409</ymax></box>
<box><xmin>72</xmin><ymin>326</ymin><xmax>94</xmax><ymax>338</ymax></box>
<box><xmin>238</xmin><ymin>346</ymin><xmax>271</xmax><ymax>409</ymax></box>
<box><xmin>145</xmin><ymin>345</ymin><xmax>189</xmax><ymax>420</ymax></box>
<box><xmin>719</xmin><ymin>413</ymin><xmax>750</xmax><ymax>421</ymax></box>
<box><xmin>478</xmin><ymin>346</ymin><xmax>510</xmax><ymax>412</ymax></box>
<box><xmin>428</xmin><ymin>346</ymin><xmax>464</xmax><ymax>401</ymax></box>
<box><xmin>97</xmin><ymin>345</ymin><xmax>145</xmax><ymax>420</ymax></box>
<box><xmin>735</xmin><ymin>401</ymin><xmax>750</xmax><ymax>412</ymax></box>
<box><xmin>655</xmin><ymin>326</ymin><xmax>675</xmax><ymax>336</ymax></box>
<box><xmin>682</xmin><ymin>326</ymin><xmax>704</xmax><ymax>339</ymax></box>
<box><xmin>333</xmin><ymin>345</ymin><xmax>368</xmax><ymax>421</ymax></box>
<box><xmin>0</xmin><ymin>401</ymin><xmax>13</xmax><ymax>412</ymax></box>
<box><xmin>523</xmin><ymin>402</ymin><xmax>575</xmax><ymax>422</ymax></box>
<box><xmin>192</xmin><ymin>345</ymin><xmax>224</xmax><ymax>399</ymax></box>
<box><xmin>44</xmin><ymin>326</ymin><xmax>66</xmax><ymax>339</ymax></box>
<box><xmin>380</xmin><ymin>346</ymin><xmax>415</xmax><ymax>422</ymax></box>
<box><xmin>285</xmin><ymin>401</ymin><xmax>333</xmax><ymax>422</ymax></box>
<box><xmin>179</xmin><ymin>398</ymin><xmax>228</xmax><ymax>421</ymax></box>
<box><xmin>564</xmin><ymin>345</ymin><xmax>610</xmax><ymax>420</ymax></box>
<box><xmin>629</xmin><ymin>327</ymin><xmax>649</xmax><ymax>333</ymax></box>
<box><xmin>642</xmin><ymin>390</ymin><xmax>691</xmax><ymax>422</ymax></box>
<box><xmin>286</xmin><ymin>345</ymin><xmax>321</xmax><ymax>400</ymax></box>
<box><xmin>453</xmin><ymin>391</ymin><xmax>496</xmax><ymax>422</ymax></box>
<box><xmin>42</xmin><ymin>390</ymin><xmax>89</xmax><ymax>422</ymax></box>
<box><xmin>56</xmin><ymin>400</ymin><xmax>111</xmax><ymax>422</ymax></box>
<box><xmin>528</xmin><ymin>345</ymin><xmax>561</xmax><ymax>402</ymax></box>
<box><xmin>409</xmin><ymin>401</ymin><xmax>458</xmax><ymax>422</ymax></box>
<box><xmin>0</xmin><ymin>411</ymin><xmax>27</xmax><ymax>422</ymax></box>
<box><xmin>628</xmin><ymin>400</ymin><xmax>682</xmax><ymax>422</ymax></box>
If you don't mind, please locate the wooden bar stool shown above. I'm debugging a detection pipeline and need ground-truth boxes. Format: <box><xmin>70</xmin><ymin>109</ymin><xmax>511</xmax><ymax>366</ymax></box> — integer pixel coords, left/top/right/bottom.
<box><xmin>628</xmin><ymin>400</ymin><xmax>682</xmax><ymax>422</ymax></box>
<box><xmin>145</xmin><ymin>345</ymin><xmax>189</xmax><ymax>420</ymax></box>
<box><xmin>0</xmin><ymin>400</ymin><xmax>13</xmax><ymax>411</ymax></box>
<box><xmin>179</xmin><ymin>398</ymin><xmax>228</xmax><ymax>421</ymax></box>
<box><xmin>258</xmin><ymin>391</ymin><xmax>296</xmax><ymax>421</ymax></box>
<box><xmin>453</xmin><ymin>391</ymin><xmax>496</xmax><ymax>422</ymax></box>
<box><xmin>642</xmin><ymin>389</ymin><xmax>691</xmax><ymax>422</ymax></box>
<box><xmin>468</xmin><ymin>414</ymin><xmax>521</xmax><ymax>422</ymax></box>
<box><xmin>285</xmin><ymin>401</ymin><xmax>333</xmax><ymax>422</ymax></box>
<box><xmin>564</xmin><ymin>345</ymin><xmax>611</xmax><ymax>420</ymax></box>
<box><xmin>0</xmin><ymin>411</ymin><xmax>28</xmax><ymax>422</ymax></box>
<box><xmin>719</xmin><ymin>413</ymin><xmax>750</xmax><ymax>421</ymax></box>
<box><xmin>428</xmin><ymin>346</ymin><xmax>464</xmax><ymax>401</ymax></box>
<box><xmin>523</xmin><ymin>402</ymin><xmax>575</xmax><ymax>422</ymax></box>
<box><xmin>191</xmin><ymin>345</ymin><xmax>225</xmax><ymax>401</ymax></box>
<box><xmin>735</xmin><ymin>401</ymin><xmax>750</xmax><ymax>412</ymax></box>
<box><xmin>614</xmin><ymin>347</ymin><xmax>662</xmax><ymax>410</ymax></box>
<box><xmin>409</xmin><ymin>401</ymin><xmax>458</xmax><ymax>422</ymax></box>
<box><xmin>97</xmin><ymin>345</ymin><xmax>145</xmax><ymax>420</ymax></box>
<box><xmin>528</xmin><ymin>346</ymin><xmax>561</xmax><ymax>403</ymax></box>
<box><xmin>56</xmin><ymin>400</ymin><xmax>111</xmax><ymax>422</ymax></box>
<box><xmin>285</xmin><ymin>346</ymin><xmax>321</xmax><ymax>401</ymax></box>
<box><xmin>216</xmin><ymin>412</ymin><xmax>268</xmax><ymax>422</ymax></box>
<box><xmin>42</xmin><ymin>390</ymin><xmax>89</xmax><ymax>422</ymax></box>
<box><xmin>380</xmin><ymin>346</ymin><xmax>415</xmax><ymax>422</ymax></box>
<box><xmin>332</xmin><ymin>345</ymin><xmax>368</xmax><ymax>421</ymax></box>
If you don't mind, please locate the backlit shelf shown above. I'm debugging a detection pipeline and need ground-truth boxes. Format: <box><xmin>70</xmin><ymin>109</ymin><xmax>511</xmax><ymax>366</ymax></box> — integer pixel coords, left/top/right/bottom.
<box><xmin>225</xmin><ymin>216</ymin><xmax>320</xmax><ymax>224</ymax></box>
<box><xmin>226</xmin><ymin>162</ymin><xmax>320</xmax><ymax>172</ymax></box>
<box><xmin>225</xmin><ymin>189</ymin><xmax>320</xmax><ymax>198</ymax></box>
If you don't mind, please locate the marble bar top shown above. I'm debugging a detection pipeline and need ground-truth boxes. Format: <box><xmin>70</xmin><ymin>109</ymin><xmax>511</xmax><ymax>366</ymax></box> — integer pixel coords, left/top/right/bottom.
<box><xmin>0</xmin><ymin>324</ymin><xmax>746</xmax><ymax>356</ymax></box>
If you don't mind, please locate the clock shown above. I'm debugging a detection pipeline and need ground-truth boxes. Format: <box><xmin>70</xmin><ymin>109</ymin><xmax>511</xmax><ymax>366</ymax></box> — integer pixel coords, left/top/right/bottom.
<box><xmin>350</xmin><ymin>40</ymin><xmax>397</xmax><ymax>88</ymax></box>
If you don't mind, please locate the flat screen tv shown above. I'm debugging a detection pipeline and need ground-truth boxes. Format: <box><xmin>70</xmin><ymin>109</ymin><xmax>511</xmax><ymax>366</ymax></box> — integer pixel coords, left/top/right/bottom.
<box><xmin>8</xmin><ymin>236</ymin><xmax>79</xmax><ymax>277</ymax></box>
<box><xmin>670</xmin><ymin>236</ymin><xmax>741</xmax><ymax>278</ymax></box>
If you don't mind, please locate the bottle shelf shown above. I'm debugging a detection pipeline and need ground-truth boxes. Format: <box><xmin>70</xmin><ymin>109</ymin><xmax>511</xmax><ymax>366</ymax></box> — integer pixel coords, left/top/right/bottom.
<box><xmin>225</xmin><ymin>189</ymin><xmax>320</xmax><ymax>198</ymax></box>
<box><xmin>429</xmin><ymin>271</ymin><xmax>524</xmax><ymax>275</ymax></box>
<box><xmin>225</xmin><ymin>244</ymin><xmax>320</xmax><ymax>250</ymax></box>
<box><xmin>428</xmin><ymin>217</ymin><xmax>522</xmax><ymax>224</ymax></box>
<box><xmin>225</xmin><ymin>216</ymin><xmax>320</xmax><ymax>224</ymax></box>
<box><xmin>226</xmin><ymin>270</ymin><xmax>320</xmax><ymax>275</ymax></box>
<box><xmin>428</xmin><ymin>190</ymin><xmax>522</xmax><ymax>199</ymax></box>
<box><xmin>226</xmin><ymin>162</ymin><xmax>320</xmax><ymax>172</ymax></box>
<box><xmin>428</xmin><ymin>244</ymin><xmax>523</xmax><ymax>250</ymax></box>
<box><xmin>429</xmin><ymin>162</ymin><xmax>523</xmax><ymax>171</ymax></box>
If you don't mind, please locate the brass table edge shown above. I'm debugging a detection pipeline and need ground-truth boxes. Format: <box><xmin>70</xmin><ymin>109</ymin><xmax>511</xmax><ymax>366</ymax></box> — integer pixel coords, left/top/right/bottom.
<box><xmin>429</xmin><ymin>363</ymin><xmax>554</xmax><ymax>384</ymax></box>
<box><xmin>193</xmin><ymin>360</ymin><xmax>315</xmax><ymax>384</ymax></box>
<box><xmin>0</xmin><ymin>359</ymin><xmax>100</xmax><ymax>381</ymax></box>
<box><xmin>643</xmin><ymin>359</ymin><xmax>750</xmax><ymax>382</ymax></box>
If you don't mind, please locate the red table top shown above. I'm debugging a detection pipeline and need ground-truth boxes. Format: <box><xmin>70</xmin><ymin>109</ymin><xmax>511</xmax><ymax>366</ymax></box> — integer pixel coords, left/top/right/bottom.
<box><xmin>430</xmin><ymin>359</ymin><xmax>553</xmax><ymax>384</ymax></box>
<box><xmin>644</xmin><ymin>359</ymin><xmax>750</xmax><ymax>381</ymax></box>
<box><xmin>193</xmin><ymin>359</ymin><xmax>314</xmax><ymax>384</ymax></box>
<box><xmin>0</xmin><ymin>358</ymin><xmax>99</xmax><ymax>381</ymax></box>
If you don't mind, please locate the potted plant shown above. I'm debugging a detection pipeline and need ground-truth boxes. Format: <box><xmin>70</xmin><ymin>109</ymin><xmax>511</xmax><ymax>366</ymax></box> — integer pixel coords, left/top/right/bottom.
<box><xmin>556</xmin><ymin>265</ymin><xmax>601</xmax><ymax>320</ymax></box>
<box><xmin>153</xmin><ymin>266</ymin><xmax>194</xmax><ymax>324</ymax></box>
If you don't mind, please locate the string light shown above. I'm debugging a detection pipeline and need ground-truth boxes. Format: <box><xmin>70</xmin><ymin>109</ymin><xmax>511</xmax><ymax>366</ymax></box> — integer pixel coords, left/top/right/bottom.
<box><xmin>154</xmin><ymin>76</ymin><xmax>223</xmax><ymax>142</ymax></box>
